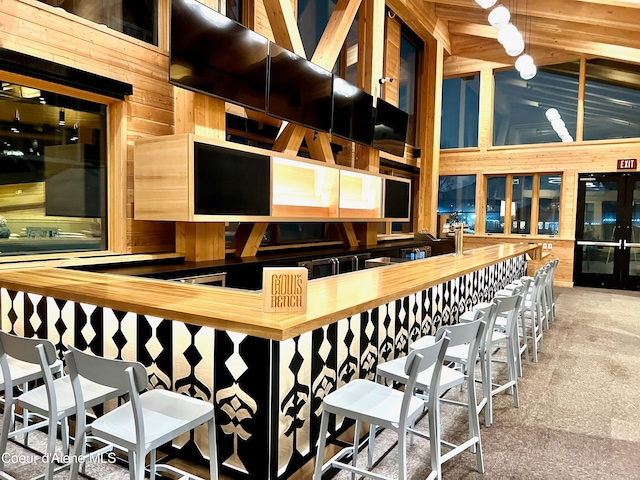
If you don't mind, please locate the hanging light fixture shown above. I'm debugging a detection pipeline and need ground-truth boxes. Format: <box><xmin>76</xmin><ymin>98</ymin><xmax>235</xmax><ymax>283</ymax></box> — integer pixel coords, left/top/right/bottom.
<box><xmin>489</xmin><ymin>5</ymin><xmax>511</xmax><ymax>28</ymax></box>
<box><xmin>497</xmin><ymin>24</ymin><xmax>520</xmax><ymax>45</ymax></box>
<box><xmin>519</xmin><ymin>0</ymin><xmax>537</xmax><ymax>80</ymax></box>
<box><xmin>58</xmin><ymin>109</ymin><xmax>65</xmax><ymax>126</ymax></box>
<box><xmin>475</xmin><ymin>0</ymin><xmax>498</xmax><ymax>8</ymax></box>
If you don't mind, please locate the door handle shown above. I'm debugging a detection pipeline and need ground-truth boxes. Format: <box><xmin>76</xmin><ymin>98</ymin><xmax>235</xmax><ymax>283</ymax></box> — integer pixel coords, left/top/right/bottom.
<box><xmin>576</xmin><ymin>241</ymin><xmax>621</xmax><ymax>247</ymax></box>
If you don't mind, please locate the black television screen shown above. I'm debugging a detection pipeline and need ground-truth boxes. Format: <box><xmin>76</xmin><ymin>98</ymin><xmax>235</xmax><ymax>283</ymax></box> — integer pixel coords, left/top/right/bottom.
<box><xmin>170</xmin><ymin>0</ymin><xmax>269</xmax><ymax>112</ymax></box>
<box><xmin>332</xmin><ymin>77</ymin><xmax>374</xmax><ymax>146</ymax></box>
<box><xmin>194</xmin><ymin>143</ymin><xmax>270</xmax><ymax>216</ymax></box>
<box><xmin>267</xmin><ymin>42</ymin><xmax>333</xmax><ymax>132</ymax></box>
<box><xmin>384</xmin><ymin>178</ymin><xmax>411</xmax><ymax>219</ymax></box>
<box><xmin>373</xmin><ymin>98</ymin><xmax>408</xmax><ymax>157</ymax></box>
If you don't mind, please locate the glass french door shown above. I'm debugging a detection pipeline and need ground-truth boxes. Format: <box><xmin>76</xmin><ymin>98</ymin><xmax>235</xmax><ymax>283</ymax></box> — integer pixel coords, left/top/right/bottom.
<box><xmin>575</xmin><ymin>173</ymin><xmax>640</xmax><ymax>290</ymax></box>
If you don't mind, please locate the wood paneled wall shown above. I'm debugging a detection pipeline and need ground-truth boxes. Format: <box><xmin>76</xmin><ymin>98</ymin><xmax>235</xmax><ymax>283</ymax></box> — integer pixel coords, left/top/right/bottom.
<box><xmin>0</xmin><ymin>0</ymin><xmax>175</xmax><ymax>254</ymax></box>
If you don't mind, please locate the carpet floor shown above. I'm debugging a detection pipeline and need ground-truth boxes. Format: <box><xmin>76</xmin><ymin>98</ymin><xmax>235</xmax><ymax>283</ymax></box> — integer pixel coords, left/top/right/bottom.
<box><xmin>332</xmin><ymin>286</ymin><xmax>640</xmax><ymax>480</ymax></box>
<box><xmin>2</xmin><ymin>286</ymin><xmax>640</xmax><ymax>479</ymax></box>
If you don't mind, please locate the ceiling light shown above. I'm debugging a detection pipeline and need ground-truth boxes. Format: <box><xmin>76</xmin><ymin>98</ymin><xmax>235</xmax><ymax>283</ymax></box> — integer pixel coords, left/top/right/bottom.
<box><xmin>497</xmin><ymin>24</ymin><xmax>520</xmax><ymax>45</ymax></box>
<box><xmin>505</xmin><ymin>37</ymin><xmax>525</xmax><ymax>56</ymax></box>
<box><xmin>520</xmin><ymin>63</ymin><xmax>537</xmax><ymax>80</ymax></box>
<box><xmin>515</xmin><ymin>54</ymin><xmax>534</xmax><ymax>72</ymax></box>
<box><xmin>489</xmin><ymin>5</ymin><xmax>511</xmax><ymax>28</ymax></box>
<box><xmin>545</xmin><ymin>108</ymin><xmax>561</xmax><ymax>121</ymax></box>
<box><xmin>475</xmin><ymin>0</ymin><xmax>498</xmax><ymax>8</ymax></box>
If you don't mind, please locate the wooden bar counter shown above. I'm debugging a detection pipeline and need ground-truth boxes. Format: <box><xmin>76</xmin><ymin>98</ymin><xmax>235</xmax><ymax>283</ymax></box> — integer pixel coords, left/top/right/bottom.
<box><xmin>0</xmin><ymin>244</ymin><xmax>534</xmax><ymax>479</ymax></box>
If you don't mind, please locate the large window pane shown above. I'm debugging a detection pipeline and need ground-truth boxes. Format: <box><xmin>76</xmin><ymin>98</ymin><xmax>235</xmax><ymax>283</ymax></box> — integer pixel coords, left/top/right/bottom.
<box><xmin>441</xmin><ymin>75</ymin><xmax>479</xmax><ymax>149</ymax></box>
<box><xmin>584</xmin><ymin>59</ymin><xmax>640</xmax><ymax>141</ymax></box>
<box><xmin>0</xmin><ymin>80</ymin><xmax>107</xmax><ymax>256</ymax></box>
<box><xmin>438</xmin><ymin>175</ymin><xmax>476</xmax><ymax>233</ymax></box>
<box><xmin>494</xmin><ymin>63</ymin><xmax>579</xmax><ymax>146</ymax></box>
<box><xmin>538</xmin><ymin>175</ymin><xmax>561</xmax><ymax>235</ymax></box>
<box><xmin>39</xmin><ymin>0</ymin><xmax>157</xmax><ymax>45</ymax></box>
<box><xmin>399</xmin><ymin>32</ymin><xmax>420</xmax><ymax>146</ymax></box>
<box><xmin>486</xmin><ymin>176</ymin><xmax>506</xmax><ymax>234</ymax></box>
<box><xmin>512</xmin><ymin>175</ymin><xmax>533</xmax><ymax>234</ymax></box>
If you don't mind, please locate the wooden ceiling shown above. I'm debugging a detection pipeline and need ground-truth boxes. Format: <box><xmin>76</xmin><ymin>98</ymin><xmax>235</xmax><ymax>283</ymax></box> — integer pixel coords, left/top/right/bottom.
<box><xmin>395</xmin><ymin>0</ymin><xmax>640</xmax><ymax>75</ymax></box>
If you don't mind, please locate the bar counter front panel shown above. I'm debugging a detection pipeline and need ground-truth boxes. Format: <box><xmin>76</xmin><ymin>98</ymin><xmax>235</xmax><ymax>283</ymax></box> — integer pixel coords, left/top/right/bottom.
<box><xmin>0</xmin><ymin>246</ymin><xmax>528</xmax><ymax>479</ymax></box>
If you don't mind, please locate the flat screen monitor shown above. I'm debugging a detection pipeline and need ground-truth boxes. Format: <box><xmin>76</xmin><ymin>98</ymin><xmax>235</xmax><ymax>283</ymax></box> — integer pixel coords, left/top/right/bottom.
<box><xmin>384</xmin><ymin>178</ymin><xmax>411</xmax><ymax>219</ymax></box>
<box><xmin>373</xmin><ymin>98</ymin><xmax>408</xmax><ymax>157</ymax></box>
<box><xmin>332</xmin><ymin>77</ymin><xmax>374</xmax><ymax>146</ymax></box>
<box><xmin>170</xmin><ymin>0</ymin><xmax>269</xmax><ymax>112</ymax></box>
<box><xmin>194</xmin><ymin>143</ymin><xmax>270</xmax><ymax>216</ymax></box>
<box><xmin>267</xmin><ymin>42</ymin><xmax>333</xmax><ymax>132</ymax></box>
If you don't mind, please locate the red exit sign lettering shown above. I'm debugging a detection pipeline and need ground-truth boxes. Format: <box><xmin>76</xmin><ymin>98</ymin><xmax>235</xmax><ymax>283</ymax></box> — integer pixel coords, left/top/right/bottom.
<box><xmin>618</xmin><ymin>159</ymin><xmax>637</xmax><ymax>170</ymax></box>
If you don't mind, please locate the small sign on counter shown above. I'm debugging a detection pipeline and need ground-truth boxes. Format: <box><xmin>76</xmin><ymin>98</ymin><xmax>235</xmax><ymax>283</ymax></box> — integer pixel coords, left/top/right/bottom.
<box><xmin>262</xmin><ymin>267</ymin><xmax>308</xmax><ymax>313</ymax></box>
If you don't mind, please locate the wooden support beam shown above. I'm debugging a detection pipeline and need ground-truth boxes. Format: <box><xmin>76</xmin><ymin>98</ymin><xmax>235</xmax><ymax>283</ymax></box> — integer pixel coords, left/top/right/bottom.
<box><xmin>576</xmin><ymin>56</ymin><xmax>586</xmax><ymax>142</ymax></box>
<box><xmin>173</xmin><ymin>87</ymin><xmax>226</xmax><ymax>139</ymax></box>
<box><xmin>353</xmin><ymin>223</ymin><xmax>378</xmax><ymax>246</ymax></box>
<box><xmin>268</xmin><ymin>0</ymin><xmax>362</xmax><ymax>161</ymax></box>
<box><xmin>176</xmin><ymin>222</ymin><xmax>226</xmax><ymax>262</ymax></box>
<box><xmin>417</xmin><ymin>39</ymin><xmax>444</xmax><ymax>234</ymax></box>
<box><xmin>385</xmin><ymin>0</ymin><xmax>451</xmax><ymax>53</ymax></box>
<box><xmin>231</xmin><ymin>223</ymin><xmax>269</xmax><ymax>257</ymax></box>
<box><xmin>477</xmin><ymin>67</ymin><xmax>494</xmax><ymax>150</ymax></box>
<box><xmin>336</xmin><ymin>222</ymin><xmax>360</xmax><ymax>247</ymax></box>
<box><xmin>262</xmin><ymin>0</ymin><xmax>306</xmax><ymax>56</ymax></box>
<box><xmin>383</xmin><ymin>14</ymin><xmax>402</xmax><ymax>104</ymax></box>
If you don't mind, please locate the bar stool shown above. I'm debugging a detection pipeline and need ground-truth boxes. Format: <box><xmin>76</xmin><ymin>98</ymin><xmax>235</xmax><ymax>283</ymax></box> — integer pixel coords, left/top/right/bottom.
<box><xmin>313</xmin><ymin>335</ymin><xmax>450</xmax><ymax>480</ymax></box>
<box><xmin>0</xmin><ymin>332</ymin><xmax>64</xmax><ymax>479</ymax></box>
<box><xmin>373</xmin><ymin>319</ymin><xmax>486</xmax><ymax>479</ymax></box>
<box><xmin>64</xmin><ymin>345</ymin><xmax>218</xmax><ymax>480</ymax></box>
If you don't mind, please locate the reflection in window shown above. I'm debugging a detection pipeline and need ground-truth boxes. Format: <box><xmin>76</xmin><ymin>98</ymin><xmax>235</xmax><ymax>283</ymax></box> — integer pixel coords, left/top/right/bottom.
<box><xmin>584</xmin><ymin>59</ymin><xmax>640</xmax><ymax>141</ymax></box>
<box><xmin>441</xmin><ymin>75</ymin><xmax>479</xmax><ymax>149</ymax></box>
<box><xmin>538</xmin><ymin>175</ymin><xmax>561</xmax><ymax>235</ymax></box>
<box><xmin>298</xmin><ymin>0</ymin><xmax>337</xmax><ymax>61</ymax></box>
<box><xmin>39</xmin><ymin>0</ymin><xmax>157</xmax><ymax>45</ymax></box>
<box><xmin>0</xmin><ymin>80</ymin><xmax>107</xmax><ymax>257</ymax></box>
<box><xmin>226</xmin><ymin>0</ymin><xmax>242</xmax><ymax>22</ymax></box>
<box><xmin>438</xmin><ymin>175</ymin><xmax>476</xmax><ymax>233</ymax></box>
<box><xmin>493</xmin><ymin>63</ymin><xmax>579</xmax><ymax>146</ymax></box>
<box><xmin>486</xmin><ymin>176</ymin><xmax>506</xmax><ymax>234</ymax></box>
<box><xmin>399</xmin><ymin>31</ymin><xmax>421</xmax><ymax>146</ymax></box>
<box><xmin>512</xmin><ymin>175</ymin><xmax>533</xmax><ymax>234</ymax></box>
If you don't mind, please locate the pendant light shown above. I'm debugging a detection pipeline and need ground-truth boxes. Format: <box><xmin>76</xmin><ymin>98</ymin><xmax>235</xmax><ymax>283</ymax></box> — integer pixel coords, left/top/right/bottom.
<box><xmin>489</xmin><ymin>5</ymin><xmax>510</xmax><ymax>28</ymax></box>
<box><xmin>475</xmin><ymin>0</ymin><xmax>498</xmax><ymax>8</ymax></box>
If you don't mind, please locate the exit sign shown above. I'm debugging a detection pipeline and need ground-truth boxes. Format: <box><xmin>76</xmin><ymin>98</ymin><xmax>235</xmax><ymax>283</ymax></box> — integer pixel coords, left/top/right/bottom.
<box><xmin>618</xmin><ymin>158</ymin><xmax>637</xmax><ymax>170</ymax></box>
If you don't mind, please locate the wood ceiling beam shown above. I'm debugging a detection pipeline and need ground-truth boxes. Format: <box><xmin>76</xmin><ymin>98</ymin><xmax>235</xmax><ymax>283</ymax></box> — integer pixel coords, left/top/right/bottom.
<box><xmin>434</xmin><ymin>0</ymin><xmax>640</xmax><ymax>32</ymax></box>
<box><xmin>262</xmin><ymin>0</ymin><xmax>306</xmax><ymax>57</ymax></box>
<box><xmin>386</xmin><ymin>0</ymin><xmax>451</xmax><ymax>52</ymax></box>
<box><xmin>448</xmin><ymin>20</ymin><xmax>640</xmax><ymax>64</ymax></box>
<box><xmin>267</xmin><ymin>0</ymin><xmax>362</xmax><ymax>161</ymax></box>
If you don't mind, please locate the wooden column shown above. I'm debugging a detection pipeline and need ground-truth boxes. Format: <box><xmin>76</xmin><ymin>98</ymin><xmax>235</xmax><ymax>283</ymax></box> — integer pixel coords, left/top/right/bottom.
<box><xmin>108</xmin><ymin>100</ymin><xmax>128</xmax><ymax>253</ymax></box>
<box><xmin>351</xmin><ymin>0</ymin><xmax>385</xmax><ymax>246</ymax></box>
<box><xmin>576</xmin><ymin>56</ymin><xmax>586</xmax><ymax>142</ymax></box>
<box><xmin>417</xmin><ymin>39</ymin><xmax>444</xmax><ymax>234</ymax></box>
<box><xmin>173</xmin><ymin>87</ymin><xmax>227</xmax><ymax>261</ymax></box>
<box><xmin>477</xmin><ymin>66</ymin><xmax>494</xmax><ymax>151</ymax></box>
<box><xmin>475</xmin><ymin>172</ymin><xmax>487</xmax><ymax>235</ymax></box>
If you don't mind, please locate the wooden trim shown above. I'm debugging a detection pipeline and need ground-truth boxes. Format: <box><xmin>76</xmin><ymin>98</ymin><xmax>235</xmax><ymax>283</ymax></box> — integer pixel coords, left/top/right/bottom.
<box><xmin>475</xmin><ymin>172</ymin><xmax>486</xmax><ymax>235</ymax></box>
<box><xmin>108</xmin><ymin>101</ymin><xmax>128</xmax><ymax>253</ymax></box>
<box><xmin>576</xmin><ymin>56</ymin><xmax>586</xmax><ymax>142</ymax></box>
<box><xmin>530</xmin><ymin>173</ymin><xmax>541</xmax><ymax>236</ymax></box>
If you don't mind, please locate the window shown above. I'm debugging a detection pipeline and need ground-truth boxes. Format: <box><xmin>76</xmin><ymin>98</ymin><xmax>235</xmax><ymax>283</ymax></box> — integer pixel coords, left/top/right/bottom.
<box><xmin>483</xmin><ymin>173</ymin><xmax>561</xmax><ymax>236</ymax></box>
<box><xmin>486</xmin><ymin>176</ymin><xmax>506</xmax><ymax>234</ymax></box>
<box><xmin>493</xmin><ymin>63</ymin><xmax>579</xmax><ymax>146</ymax></box>
<box><xmin>0</xmin><ymin>80</ymin><xmax>107</xmax><ymax>257</ymax></box>
<box><xmin>584</xmin><ymin>59</ymin><xmax>640</xmax><ymax>141</ymax></box>
<box><xmin>538</xmin><ymin>175</ymin><xmax>561</xmax><ymax>235</ymax></box>
<box><xmin>438</xmin><ymin>175</ymin><xmax>476</xmax><ymax>233</ymax></box>
<box><xmin>441</xmin><ymin>75</ymin><xmax>480</xmax><ymax>149</ymax></box>
<box><xmin>399</xmin><ymin>30</ymin><xmax>421</xmax><ymax>146</ymax></box>
<box><xmin>39</xmin><ymin>0</ymin><xmax>158</xmax><ymax>45</ymax></box>
<box><xmin>512</xmin><ymin>175</ymin><xmax>533</xmax><ymax>234</ymax></box>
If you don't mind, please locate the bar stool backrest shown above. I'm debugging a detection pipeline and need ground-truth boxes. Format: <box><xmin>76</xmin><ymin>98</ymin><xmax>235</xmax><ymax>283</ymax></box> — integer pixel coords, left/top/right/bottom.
<box><xmin>0</xmin><ymin>331</ymin><xmax>56</xmax><ymax>368</ymax></box>
<box><xmin>64</xmin><ymin>345</ymin><xmax>147</xmax><ymax>394</ymax></box>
